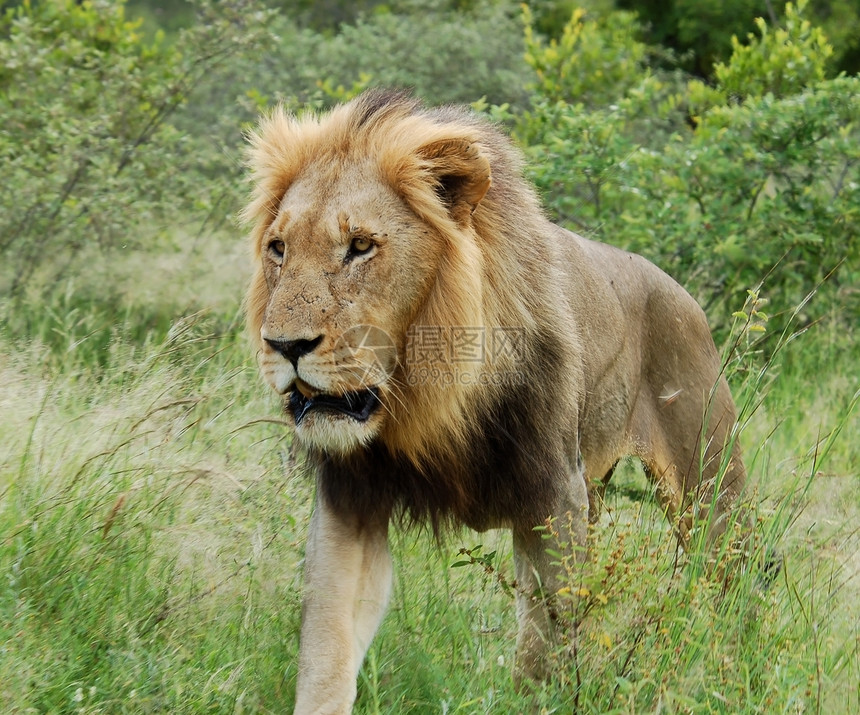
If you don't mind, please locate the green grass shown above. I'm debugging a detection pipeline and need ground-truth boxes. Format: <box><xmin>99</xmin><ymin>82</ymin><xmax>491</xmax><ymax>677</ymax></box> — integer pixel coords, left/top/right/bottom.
<box><xmin>1</xmin><ymin>242</ymin><xmax>858</xmax><ymax>713</ymax></box>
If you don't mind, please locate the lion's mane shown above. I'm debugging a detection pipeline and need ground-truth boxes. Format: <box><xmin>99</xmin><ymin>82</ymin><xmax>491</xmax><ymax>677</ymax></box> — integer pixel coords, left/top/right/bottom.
<box><xmin>244</xmin><ymin>90</ymin><xmax>583</xmax><ymax>531</ymax></box>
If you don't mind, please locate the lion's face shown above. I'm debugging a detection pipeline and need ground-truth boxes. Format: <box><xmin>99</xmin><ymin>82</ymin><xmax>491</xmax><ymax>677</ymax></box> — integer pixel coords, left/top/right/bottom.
<box><xmin>256</xmin><ymin>159</ymin><xmax>442</xmax><ymax>453</ymax></box>
<box><xmin>246</xmin><ymin>97</ymin><xmax>494</xmax><ymax>458</ymax></box>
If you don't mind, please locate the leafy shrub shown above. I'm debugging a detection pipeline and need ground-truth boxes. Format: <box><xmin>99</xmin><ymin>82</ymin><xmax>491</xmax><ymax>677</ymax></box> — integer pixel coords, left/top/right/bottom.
<box><xmin>0</xmin><ymin>0</ymin><xmax>271</xmax><ymax>297</ymax></box>
<box><xmin>237</xmin><ymin>0</ymin><xmax>531</xmax><ymax>109</ymax></box>
<box><xmin>175</xmin><ymin>0</ymin><xmax>533</xmax><ymax>193</ymax></box>
<box><xmin>620</xmin><ymin>0</ymin><xmax>860</xmax><ymax>77</ymax></box>
<box><xmin>321</xmin><ymin>1</ymin><xmax>528</xmax><ymax>106</ymax></box>
<box><xmin>632</xmin><ymin>78</ymin><xmax>858</xmax><ymax>322</ymax></box>
<box><xmin>714</xmin><ymin>0</ymin><xmax>833</xmax><ymax>100</ymax></box>
<box><xmin>521</xmin><ymin>3</ymin><xmax>650</xmax><ymax>107</ymax></box>
<box><xmin>509</xmin><ymin>2</ymin><xmax>859</xmax><ymax>335</ymax></box>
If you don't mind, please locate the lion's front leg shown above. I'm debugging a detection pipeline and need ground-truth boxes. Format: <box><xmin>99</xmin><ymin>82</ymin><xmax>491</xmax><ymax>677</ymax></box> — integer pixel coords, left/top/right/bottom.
<box><xmin>294</xmin><ymin>494</ymin><xmax>392</xmax><ymax>715</ymax></box>
<box><xmin>512</xmin><ymin>457</ymin><xmax>589</xmax><ymax>683</ymax></box>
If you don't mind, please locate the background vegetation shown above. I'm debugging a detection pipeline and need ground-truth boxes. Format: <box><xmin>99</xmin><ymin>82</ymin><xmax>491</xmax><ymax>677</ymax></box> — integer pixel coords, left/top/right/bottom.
<box><xmin>1</xmin><ymin>0</ymin><xmax>857</xmax><ymax>712</ymax></box>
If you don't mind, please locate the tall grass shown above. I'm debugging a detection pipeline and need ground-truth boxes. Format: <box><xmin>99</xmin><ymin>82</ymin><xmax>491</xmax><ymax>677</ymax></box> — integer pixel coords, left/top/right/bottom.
<box><xmin>0</xmin><ymin>302</ymin><xmax>308</xmax><ymax>711</ymax></box>
<box><xmin>1</xmin><ymin>246</ymin><xmax>857</xmax><ymax>713</ymax></box>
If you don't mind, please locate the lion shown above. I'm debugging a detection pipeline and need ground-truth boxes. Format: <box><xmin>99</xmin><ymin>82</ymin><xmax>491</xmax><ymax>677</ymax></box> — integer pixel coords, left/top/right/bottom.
<box><xmin>243</xmin><ymin>89</ymin><xmax>746</xmax><ymax>714</ymax></box>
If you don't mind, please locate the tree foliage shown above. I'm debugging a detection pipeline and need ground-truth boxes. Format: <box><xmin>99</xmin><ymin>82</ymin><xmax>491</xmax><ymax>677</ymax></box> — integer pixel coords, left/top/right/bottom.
<box><xmin>715</xmin><ymin>0</ymin><xmax>832</xmax><ymax>99</ymax></box>
<box><xmin>511</xmin><ymin>1</ymin><xmax>858</xmax><ymax>334</ymax></box>
<box><xmin>0</xmin><ymin>0</ymin><xmax>272</xmax><ymax>296</ymax></box>
<box><xmin>616</xmin><ymin>0</ymin><xmax>860</xmax><ymax>77</ymax></box>
<box><xmin>0</xmin><ymin>0</ymin><xmax>856</xmax><ymax>340</ymax></box>
<box><xmin>522</xmin><ymin>3</ymin><xmax>649</xmax><ymax>107</ymax></box>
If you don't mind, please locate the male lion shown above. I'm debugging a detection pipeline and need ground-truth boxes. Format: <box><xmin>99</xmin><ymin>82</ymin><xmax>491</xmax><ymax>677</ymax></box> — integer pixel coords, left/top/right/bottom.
<box><xmin>243</xmin><ymin>89</ymin><xmax>746</xmax><ymax>713</ymax></box>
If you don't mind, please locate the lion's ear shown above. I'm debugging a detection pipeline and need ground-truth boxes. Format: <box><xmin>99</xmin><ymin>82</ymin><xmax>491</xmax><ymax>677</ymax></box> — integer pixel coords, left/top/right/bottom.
<box><xmin>418</xmin><ymin>138</ymin><xmax>491</xmax><ymax>227</ymax></box>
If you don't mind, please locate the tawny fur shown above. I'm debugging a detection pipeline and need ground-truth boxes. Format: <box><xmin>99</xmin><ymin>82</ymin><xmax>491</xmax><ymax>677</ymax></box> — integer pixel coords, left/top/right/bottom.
<box><xmin>243</xmin><ymin>89</ymin><xmax>746</xmax><ymax>714</ymax></box>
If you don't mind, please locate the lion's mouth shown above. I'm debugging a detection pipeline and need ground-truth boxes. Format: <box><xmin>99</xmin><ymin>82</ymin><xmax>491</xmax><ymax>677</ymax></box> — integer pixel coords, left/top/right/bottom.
<box><xmin>288</xmin><ymin>379</ymin><xmax>381</xmax><ymax>424</ymax></box>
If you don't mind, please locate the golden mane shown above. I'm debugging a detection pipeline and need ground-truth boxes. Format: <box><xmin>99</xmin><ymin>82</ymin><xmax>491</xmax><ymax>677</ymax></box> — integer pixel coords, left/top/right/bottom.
<box><xmin>243</xmin><ymin>90</ymin><xmax>575</xmax><ymax>468</ymax></box>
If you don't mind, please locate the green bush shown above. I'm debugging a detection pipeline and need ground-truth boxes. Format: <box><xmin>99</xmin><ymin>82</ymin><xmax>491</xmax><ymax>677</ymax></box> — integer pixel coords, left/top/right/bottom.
<box><xmin>0</xmin><ymin>0</ymin><xmax>271</xmax><ymax>297</ymax></box>
<box><xmin>522</xmin><ymin>3</ymin><xmax>650</xmax><ymax>107</ymax></box>
<box><xmin>619</xmin><ymin>0</ymin><xmax>860</xmax><ymax>77</ymax></box>
<box><xmin>223</xmin><ymin>0</ymin><xmax>531</xmax><ymax>110</ymax></box>
<box><xmin>714</xmin><ymin>0</ymin><xmax>832</xmax><ymax>100</ymax></box>
<box><xmin>510</xmin><ymin>2</ymin><xmax>859</xmax><ymax>335</ymax></box>
<box><xmin>637</xmin><ymin>77</ymin><xmax>859</xmax><ymax>323</ymax></box>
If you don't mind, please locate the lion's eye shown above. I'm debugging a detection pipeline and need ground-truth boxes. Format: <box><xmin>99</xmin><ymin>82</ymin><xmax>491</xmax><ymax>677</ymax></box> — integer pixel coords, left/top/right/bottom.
<box><xmin>348</xmin><ymin>236</ymin><xmax>374</xmax><ymax>258</ymax></box>
<box><xmin>268</xmin><ymin>239</ymin><xmax>285</xmax><ymax>263</ymax></box>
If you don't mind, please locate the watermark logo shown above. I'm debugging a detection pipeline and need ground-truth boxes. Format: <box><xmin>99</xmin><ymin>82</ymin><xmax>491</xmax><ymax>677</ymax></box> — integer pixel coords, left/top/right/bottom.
<box><xmin>333</xmin><ymin>324</ymin><xmax>527</xmax><ymax>388</ymax></box>
<box><xmin>405</xmin><ymin>366</ymin><xmax>526</xmax><ymax>388</ymax></box>
<box><xmin>406</xmin><ymin>325</ymin><xmax>526</xmax><ymax>365</ymax></box>
<box><xmin>333</xmin><ymin>324</ymin><xmax>397</xmax><ymax>385</ymax></box>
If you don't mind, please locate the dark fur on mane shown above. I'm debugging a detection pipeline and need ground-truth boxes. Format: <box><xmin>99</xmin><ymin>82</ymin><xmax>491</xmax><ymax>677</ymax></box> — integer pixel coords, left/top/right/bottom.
<box><xmin>316</xmin><ymin>328</ymin><xmax>569</xmax><ymax>535</ymax></box>
<box><xmin>351</xmin><ymin>88</ymin><xmax>421</xmax><ymax>129</ymax></box>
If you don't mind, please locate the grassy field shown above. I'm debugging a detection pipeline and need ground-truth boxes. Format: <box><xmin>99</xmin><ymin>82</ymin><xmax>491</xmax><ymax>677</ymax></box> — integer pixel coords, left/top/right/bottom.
<box><xmin>1</xmin><ymin>234</ymin><xmax>858</xmax><ymax>714</ymax></box>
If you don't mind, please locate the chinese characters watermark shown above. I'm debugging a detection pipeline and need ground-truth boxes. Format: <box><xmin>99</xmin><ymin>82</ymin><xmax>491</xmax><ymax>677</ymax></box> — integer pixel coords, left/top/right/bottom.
<box><xmin>334</xmin><ymin>324</ymin><xmax>527</xmax><ymax>388</ymax></box>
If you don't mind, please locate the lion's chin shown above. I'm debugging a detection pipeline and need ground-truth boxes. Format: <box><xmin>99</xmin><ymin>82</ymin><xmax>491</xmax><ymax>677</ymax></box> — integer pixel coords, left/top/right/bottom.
<box><xmin>286</xmin><ymin>386</ymin><xmax>382</xmax><ymax>455</ymax></box>
<box><xmin>289</xmin><ymin>386</ymin><xmax>381</xmax><ymax>424</ymax></box>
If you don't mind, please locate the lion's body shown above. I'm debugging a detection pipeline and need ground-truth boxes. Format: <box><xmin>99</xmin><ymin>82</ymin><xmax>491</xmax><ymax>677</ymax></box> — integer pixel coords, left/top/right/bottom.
<box><xmin>244</xmin><ymin>90</ymin><xmax>745</xmax><ymax>714</ymax></box>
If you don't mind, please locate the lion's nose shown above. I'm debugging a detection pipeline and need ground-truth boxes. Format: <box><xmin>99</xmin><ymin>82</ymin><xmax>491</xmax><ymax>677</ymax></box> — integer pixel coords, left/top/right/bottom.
<box><xmin>264</xmin><ymin>336</ymin><xmax>323</xmax><ymax>367</ymax></box>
